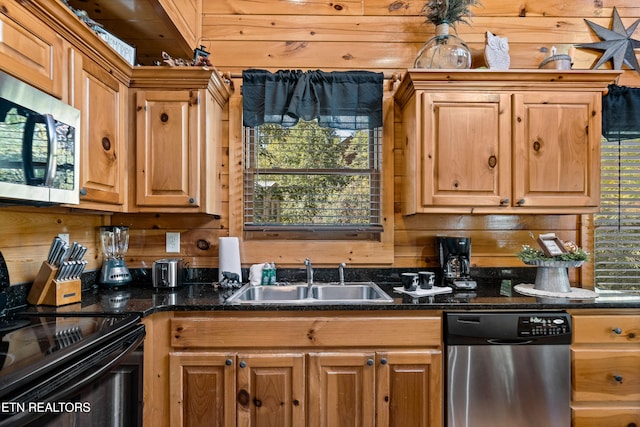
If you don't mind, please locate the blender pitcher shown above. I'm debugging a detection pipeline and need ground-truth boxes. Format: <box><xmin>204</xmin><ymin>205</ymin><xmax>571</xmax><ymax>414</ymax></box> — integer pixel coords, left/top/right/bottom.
<box><xmin>99</xmin><ymin>226</ymin><xmax>132</xmax><ymax>286</ymax></box>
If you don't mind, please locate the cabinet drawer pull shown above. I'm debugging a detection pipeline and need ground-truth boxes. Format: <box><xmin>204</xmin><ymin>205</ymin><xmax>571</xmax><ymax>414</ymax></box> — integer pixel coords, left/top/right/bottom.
<box><xmin>613</xmin><ymin>327</ymin><xmax>622</xmax><ymax>334</ymax></box>
<box><xmin>613</xmin><ymin>374</ymin><xmax>623</xmax><ymax>383</ymax></box>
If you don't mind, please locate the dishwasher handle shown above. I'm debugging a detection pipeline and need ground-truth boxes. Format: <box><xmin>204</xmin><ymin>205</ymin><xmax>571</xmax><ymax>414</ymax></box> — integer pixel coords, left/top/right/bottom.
<box><xmin>487</xmin><ymin>338</ymin><xmax>535</xmax><ymax>345</ymax></box>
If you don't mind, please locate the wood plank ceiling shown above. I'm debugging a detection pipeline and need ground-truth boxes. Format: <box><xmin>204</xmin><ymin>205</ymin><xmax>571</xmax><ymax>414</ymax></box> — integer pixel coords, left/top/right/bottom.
<box><xmin>64</xmin><ymin>0</ymin><xmax>193</xmax><ymax>65</ymax></box>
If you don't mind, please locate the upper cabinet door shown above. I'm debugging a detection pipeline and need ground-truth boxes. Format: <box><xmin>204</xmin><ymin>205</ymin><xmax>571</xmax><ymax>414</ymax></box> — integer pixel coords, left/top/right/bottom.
<box><xmin>0</xmin><ymin>2</ymin><xmax>64</xmax><ymax>98</ymax></box>
<box><xmin>421</xmin><ymin>92</ymin><xmax>511</xmax><ymax>208</ymax></box>
<box><xmin>512</xmin><ymin>92</ymin><xmax>601</xmax><ymax>208</ymax></box>
<box><xmin>136</xmin><ymin>89</ymin><xmax>201</xmax><ymax>208</ymax></box>
<box><xmin>75</xmin><ymin>56</ymin><xmax>127</xmax><ymax>209</ymax></box>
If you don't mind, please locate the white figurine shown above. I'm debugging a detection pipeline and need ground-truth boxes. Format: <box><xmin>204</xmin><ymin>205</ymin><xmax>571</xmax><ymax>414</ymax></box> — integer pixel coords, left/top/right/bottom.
<box><xmin>484</xmin><ymin>31</ymin><xmax>510</xmax><ymax>70</ymax></box>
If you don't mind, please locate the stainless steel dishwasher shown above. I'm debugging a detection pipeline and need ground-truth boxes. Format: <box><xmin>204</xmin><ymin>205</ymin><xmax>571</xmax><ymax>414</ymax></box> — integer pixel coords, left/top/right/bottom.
<box><xmin>444</xmin><ymin>311</ymin><xmax>571</xmax><ymax>427</ymax></box>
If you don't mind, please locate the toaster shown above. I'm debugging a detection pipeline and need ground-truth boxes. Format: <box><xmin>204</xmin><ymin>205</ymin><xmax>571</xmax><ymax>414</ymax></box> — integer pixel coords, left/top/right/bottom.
<box><xmin>152</xmin><ymin>258</ymin><xmax>184</xmax><ymax>288</ymax></box>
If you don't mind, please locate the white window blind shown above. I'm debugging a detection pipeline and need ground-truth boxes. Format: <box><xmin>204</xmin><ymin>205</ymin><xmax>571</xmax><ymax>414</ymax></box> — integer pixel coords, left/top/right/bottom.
<box><xmin>594</xmin><ymin>137</ymin><xmax>640</xmax><ymax>291</ymax></box>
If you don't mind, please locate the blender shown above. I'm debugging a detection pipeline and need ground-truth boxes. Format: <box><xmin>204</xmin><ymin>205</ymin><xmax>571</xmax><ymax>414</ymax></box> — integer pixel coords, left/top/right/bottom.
<box><xmin>99</xmin><ymin>226</ymin><xmax>132</xmax><ymax>286</ymax></box>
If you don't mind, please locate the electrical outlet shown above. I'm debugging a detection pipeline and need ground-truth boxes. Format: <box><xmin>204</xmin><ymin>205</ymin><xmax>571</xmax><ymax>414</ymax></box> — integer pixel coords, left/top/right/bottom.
<box><xmin>58</xmin><ymin>233</ymin><xmax>70</xmax><ymax>244</ymax></box>
<box><xmin>166</xmin><ymin>232</ymin><xmax>180</xmax><ymax>253</ymax></box>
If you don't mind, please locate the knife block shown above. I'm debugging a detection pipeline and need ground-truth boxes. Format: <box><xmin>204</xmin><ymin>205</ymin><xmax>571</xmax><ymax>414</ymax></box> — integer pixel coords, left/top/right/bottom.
<box><xmin>27</xmin><ymin>262</ymin><xmax>81</xmax><ymax>306</ymax></box>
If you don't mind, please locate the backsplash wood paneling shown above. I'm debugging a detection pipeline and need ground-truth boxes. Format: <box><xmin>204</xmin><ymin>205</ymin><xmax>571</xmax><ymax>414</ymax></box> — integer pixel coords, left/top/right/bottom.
<box><xmin>201</xmin><ymin>0</ymin><xmax>640</xmax><ymax>86</ymax></box>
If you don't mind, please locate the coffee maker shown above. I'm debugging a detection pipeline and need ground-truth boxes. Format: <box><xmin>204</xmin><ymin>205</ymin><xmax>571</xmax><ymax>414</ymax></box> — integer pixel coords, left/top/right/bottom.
<box><xmin>437</xmin><ymin>236</ymin><xmax>477</xmax><ymax>289</ymax></box>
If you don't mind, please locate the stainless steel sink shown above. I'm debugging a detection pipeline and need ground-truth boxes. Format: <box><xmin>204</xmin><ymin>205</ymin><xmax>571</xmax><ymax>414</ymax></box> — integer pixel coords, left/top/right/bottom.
<box><xmin>224</xmin><ymin>282</ymin><xmax>393</xmax><ymax>305</ymax></box>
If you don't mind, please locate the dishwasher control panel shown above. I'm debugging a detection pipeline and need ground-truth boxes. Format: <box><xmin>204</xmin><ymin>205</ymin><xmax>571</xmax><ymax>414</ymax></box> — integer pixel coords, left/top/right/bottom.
<box><xmin>518</xmin><ymin>314</ymin><xmax>570</xmax><ymax>337</ymax></box>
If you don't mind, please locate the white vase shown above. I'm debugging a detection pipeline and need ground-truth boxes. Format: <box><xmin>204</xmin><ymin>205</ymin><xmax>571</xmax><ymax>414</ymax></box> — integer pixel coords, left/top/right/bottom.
<box><xmin>414</xmin><ymin>23</ymin><xmax>472</xmax><ymax>69</ymax></box>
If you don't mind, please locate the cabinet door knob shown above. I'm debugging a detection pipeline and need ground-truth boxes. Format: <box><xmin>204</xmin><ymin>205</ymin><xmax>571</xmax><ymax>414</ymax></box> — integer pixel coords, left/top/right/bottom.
<box><xmin>613</xmin><ymin>327</ymin><xmax>622</xmax><ymax>334</ymax></box>
<box><xmin>79</xmin><ymin>188</ymin><xmax>87</xmax><ymax>196</ymax></box>
<box><xmin>366</xmin><ymin>359</ymin><xmax>374</xmax><ymax>366</ymax></box>
<box><xmin>189</xmin><ymin>198</ymin><xmax>195</xmax><ymax>204</ymax></box>
<box><xmin>613</xmin><ymin>374</ymin><xmax>623</xmax><ymax>383</ymax></box>
<box><xmin>253</xmin><ymin>398</ymin><xmax>262</xmax><ymax>407</ymax></box>
<box><xmin>533</xmin><ymin>140</ymin><xmax>542</xmax><ymax>152</ymax></box>
<box><xmin>239</xmin><ymin>361</ymin><xmax>247</xmax><ymax>368</ymax></box>
<box><xmin>225</xmin><ymin>358</ymin><xmax>233</xmax><ymax>366</ymax></box>
<box><xmin>499</xmin><ymin>198</ymin><xmax>509</xmax><ymax>206</ymax></box>
<box><xmin>516</xmin><ymin>198</ymin><xmax>525</xmax><ymax>206</ymax></box>
<box><xmin>380</xmin><ymin>358</ymin><xmax>388</xmax><ymax>365</ymax></box>
<box><xmin>487</xmin><ymin>155</ymin><xmax>497</xmax><ymax>169</ymax></box>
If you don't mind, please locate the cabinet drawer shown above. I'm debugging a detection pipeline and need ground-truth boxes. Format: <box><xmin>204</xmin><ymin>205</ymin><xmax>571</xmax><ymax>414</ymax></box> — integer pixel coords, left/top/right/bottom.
<box><xmin>573</xmin><ymin>315</ymin><xmax>640</xmax><ymax>344</ymax></box>
<box><xmin>573</xmin><ymin>405</ymin><xmax>640</xmax><ymax>427</ymax></box>
<box><xmin>171</xmin><ymin>316</ymin><xmax>442</xmax><ymax>349</ymax></box>
<box><xmin>572</xmin><ymin>348</ymin><xmax>640</xmax><ymax>402</ymax></box>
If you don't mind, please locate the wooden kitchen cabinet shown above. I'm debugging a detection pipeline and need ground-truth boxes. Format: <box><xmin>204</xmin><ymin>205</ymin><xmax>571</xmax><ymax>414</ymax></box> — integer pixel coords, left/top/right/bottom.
<box><xmin>132</xmin><ymin>67</ymin><xmax>230</xmax><ymax>214</ymax></box>
<box><xmin>0</xmin><ymin>1</ymin><xmax>64</xmax><ymax>98</ymax></box>
<box><xmin>395</xmin><ymin>70</ymin><xmax>620</xmax><ymax>215</ymax></box>
<box><xmin>73</xmin><ymin>55</ymin><xmax>128</xmax><ymax>209</ymax></box>
<box><xmin>170</xmin><ymin>350</ymin><xmax>306</xmax><ymax>427</ymax></box>
<box><xmin>308</xmin><ymin>349</ymin><xmax>440</xmax><ymax>427</ymax></box>
<box><xmin>146</xmin><ymin>312</ymin><xmax>443</xmax><ymax>427</ymax></box>
<box><xmin>571</xmin><ymin>311</ymin><xmax>640</xmax><ymax>427</ymax></box>
<box><xmin>308</xmin><ymin>351</ymin><xmax>376</xmax><ymax>426</ymax></box>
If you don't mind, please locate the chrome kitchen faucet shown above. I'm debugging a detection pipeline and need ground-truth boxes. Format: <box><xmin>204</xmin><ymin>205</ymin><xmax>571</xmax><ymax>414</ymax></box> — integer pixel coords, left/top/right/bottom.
<box><xmin>304</xmin><ymin>258</ymin><xmax>313</xmax><ymax>288</ymax></box>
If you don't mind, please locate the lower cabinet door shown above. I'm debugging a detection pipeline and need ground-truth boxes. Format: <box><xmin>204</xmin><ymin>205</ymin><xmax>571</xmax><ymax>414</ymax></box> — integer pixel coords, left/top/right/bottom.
<box><xmin>376</xmin><ymin>350</ymin><xmax>442</xmax><ymax>427</ymax></box>
<box><xmin>308</xmin><ymin>352</ymin><xmax>376</xmax><ymax>427</ymax></box>
<box><xmin>169</xmin><ymin>352</ymin><xmax>236</xmax><ymax>427</ymax></box>
<box><xmin>236</xmin><ymin>353</ymin><xmax>305</xmax><ymax>427</ymax></box>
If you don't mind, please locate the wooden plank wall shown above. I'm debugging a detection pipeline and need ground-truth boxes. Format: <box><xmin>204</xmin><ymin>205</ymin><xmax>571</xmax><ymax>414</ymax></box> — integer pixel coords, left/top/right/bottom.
<box><xmin>3</xmin><ymin>0</ymin><xmax>640</xmax><ymax>285</ymax></box>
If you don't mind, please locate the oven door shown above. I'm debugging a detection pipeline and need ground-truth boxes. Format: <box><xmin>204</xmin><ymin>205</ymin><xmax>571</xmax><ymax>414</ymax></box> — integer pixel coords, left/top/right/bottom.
<box><xmin>29</xmin><ymin>344</ymin><xmax>144</xmax><ymax>427</ymax></box>
<box><xmin>0</xmin><ymin>316</ymin><xmax>145</xmax><ymax>427</ymax></box>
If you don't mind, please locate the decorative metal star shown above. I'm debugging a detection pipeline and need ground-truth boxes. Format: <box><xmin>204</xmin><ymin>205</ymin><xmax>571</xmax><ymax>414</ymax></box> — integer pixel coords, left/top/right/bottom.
<box><xmin>576</xmin><ymin>7</ymin><xmax>640</xmax><ymax>71</ymax></box>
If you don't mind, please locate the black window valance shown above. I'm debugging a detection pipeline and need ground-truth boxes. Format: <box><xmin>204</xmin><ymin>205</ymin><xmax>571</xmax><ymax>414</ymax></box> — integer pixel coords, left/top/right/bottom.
<box><xmin>603</xmin><ymin>84</ymin><xmax>640</xmax><ymax>141</ymax></box>
<box><xmin>242</xmin><ymin>69</ymin><xmax>383</xmax><ymax>130</ymax></box>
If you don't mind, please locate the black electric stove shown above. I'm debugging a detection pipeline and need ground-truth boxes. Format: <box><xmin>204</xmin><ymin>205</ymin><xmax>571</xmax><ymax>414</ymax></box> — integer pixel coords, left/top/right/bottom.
<box><xmin>0</xmin><ymin>311</ymin><xmax>145</xmax><ymax>426</ymax></box>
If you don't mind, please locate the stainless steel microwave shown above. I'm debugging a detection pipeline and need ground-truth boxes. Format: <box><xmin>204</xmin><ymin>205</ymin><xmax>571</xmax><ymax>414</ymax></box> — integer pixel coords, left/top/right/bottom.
<box><xmin>0</xmin><ymin>71</ymin><xmax>80</xmax><ymax>205</ymax></box>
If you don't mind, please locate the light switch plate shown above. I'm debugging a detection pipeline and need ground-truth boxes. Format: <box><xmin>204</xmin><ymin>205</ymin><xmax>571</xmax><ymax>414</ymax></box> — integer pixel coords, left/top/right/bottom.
<box><xmin>166</xmin><ymin>232</ymin><xmax>180</xmax><ymax>253</ymax></box>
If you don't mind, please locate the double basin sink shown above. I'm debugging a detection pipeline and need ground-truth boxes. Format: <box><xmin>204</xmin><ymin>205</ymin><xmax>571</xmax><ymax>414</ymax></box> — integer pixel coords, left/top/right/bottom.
<box><xmin>225</xmin><ymin>282</ymin><xmax>394</xmax><ymax>305</ymax></box>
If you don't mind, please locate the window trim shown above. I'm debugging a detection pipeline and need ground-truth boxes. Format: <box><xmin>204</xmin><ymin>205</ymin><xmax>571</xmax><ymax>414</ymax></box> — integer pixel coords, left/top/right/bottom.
<box><xmin>227</xmin><ymin>80</ymin><xmax>395</xmax><ymax>265</ymax></box>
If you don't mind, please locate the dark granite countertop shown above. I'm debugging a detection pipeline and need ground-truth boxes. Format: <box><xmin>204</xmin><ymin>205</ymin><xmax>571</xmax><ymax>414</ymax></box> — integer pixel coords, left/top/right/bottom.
<box><xmin>14</xmin><ymin>279</ymin><xmax>640</xmax><ymax>317</ymax></box>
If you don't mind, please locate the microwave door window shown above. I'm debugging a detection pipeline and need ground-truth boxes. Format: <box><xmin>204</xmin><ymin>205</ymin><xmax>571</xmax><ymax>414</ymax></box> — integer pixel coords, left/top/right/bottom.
<box><xmin>0</xmin><ymin>100</ymin><xmax>31</xmax><ymax>186</ymax></box>
<box><xmin>23</xmin><ymin>113</ymin><xmax>57</xmax><ymax>186</ymax></box>
<box><xmin>51</xmin><ymin>118</ymin><xmax>76</xmax><ymax>191</ymax></box>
